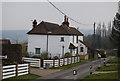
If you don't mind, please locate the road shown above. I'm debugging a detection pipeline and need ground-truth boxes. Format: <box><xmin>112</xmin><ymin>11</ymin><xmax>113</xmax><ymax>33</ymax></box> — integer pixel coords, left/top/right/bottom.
<box><xmin>32</xmin><ymin>56</ymin><xmax>113</xmax><ymax>81</ymax></box>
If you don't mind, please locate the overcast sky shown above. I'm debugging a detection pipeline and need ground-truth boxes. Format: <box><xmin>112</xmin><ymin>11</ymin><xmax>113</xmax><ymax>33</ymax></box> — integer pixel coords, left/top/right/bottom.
<box><xmin>1</xmin><ymin>1</ymin><xmax>118</xmax><ymax>30</ymax></box>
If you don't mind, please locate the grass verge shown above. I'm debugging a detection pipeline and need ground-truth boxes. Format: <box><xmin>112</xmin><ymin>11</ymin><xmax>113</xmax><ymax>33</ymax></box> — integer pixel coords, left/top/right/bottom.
<box><xmin>107</xmin><ymin>57</ymin><xmax>119</xmax><ymax>64</ymax></box>
<box><xmin>1</xmin><ymin>74</ymin><xmax>40</xmax><ymax>81</ymax></box>
<box><xmin>96</xmin><ymin>65</ymin><xmax>118</xmax><ymax>71</ymax></box>
<box><xmin>51</xmin><ymin>62</ymin><xmax>85</xmax><ymax>69</ymax></box>
<box><xmin>81</xmin><ymin>72</ymin><xmax>118</xmax><ymax>80</ymax></box>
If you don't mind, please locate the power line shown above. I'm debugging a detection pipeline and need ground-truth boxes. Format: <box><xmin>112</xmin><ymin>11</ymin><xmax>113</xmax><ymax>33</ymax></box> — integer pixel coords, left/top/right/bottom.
<box><xmin>47</xmin><ymin>0</ymin><xmax>93</xmax><ymax>26</ymax></box>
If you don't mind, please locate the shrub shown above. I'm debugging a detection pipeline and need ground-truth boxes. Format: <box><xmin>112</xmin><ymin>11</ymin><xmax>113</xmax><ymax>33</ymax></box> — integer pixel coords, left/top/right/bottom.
<box><xmin>22</xmin><ymin>52</ymin><xmax>30</xmax><ymax>57</ymax></box>
<box><xmin>53</xmin><ymin>56</ymin><xmax>59</xmax><ymax>60</ymax></box>
<box><xmin>31</xmin><ymin>55</ymin><xmax>41</xmax><ymax>58</ymax></box>
<box><xmin>40</xmin><ymin>52</ymin><xmax>49</xmax><ymax>59</ymax></box>
<box><xmin>64</xmin><ymin>52</ymin><xmax>72</xmax><ymax>58</ymax></box>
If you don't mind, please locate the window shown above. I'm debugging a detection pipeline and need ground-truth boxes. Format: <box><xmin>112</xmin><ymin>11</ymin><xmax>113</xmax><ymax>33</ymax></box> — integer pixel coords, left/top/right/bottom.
<box><xmin>61</xmin><ymin>37</ymin><xmax>64</xmax><ymax>42</ymax></box>
<box><xmin>35</xmin><ymin>48</ymin><xmax>40</xmax><ymax>54</ymax></box>
<box><xmin>70</xmin><ymin>49</ymin><xmax>72</xmax><ymax>54</ymax></box>
<box><xmin>76</xmin><ymin>36</ymin><xmax>78</xmax><ymax>43</ymax></box>
<box><xmin>80</xmin><ymin>47</ymin><xmax>83</xmax><ymax>52</ymax></box>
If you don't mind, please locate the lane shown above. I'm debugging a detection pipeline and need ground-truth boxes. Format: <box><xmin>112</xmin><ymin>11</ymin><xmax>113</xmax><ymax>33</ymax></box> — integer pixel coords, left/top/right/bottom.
<box><xmin>32</xmin><ymin>56</ymin><xmax>113</xmax><ymax>81</ymax></box>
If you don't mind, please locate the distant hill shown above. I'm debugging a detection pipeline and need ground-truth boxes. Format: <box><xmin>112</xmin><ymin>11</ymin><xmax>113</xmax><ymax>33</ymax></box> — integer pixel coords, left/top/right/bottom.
<box><xmin>0</xmin><ymin>29</ymin><xmax>93</xmax><ymax>44</ymax></box>
<box><xmin>1</xmin><ymin>30</ymin><xmax>28</xmax><ymax>44</ymax></box>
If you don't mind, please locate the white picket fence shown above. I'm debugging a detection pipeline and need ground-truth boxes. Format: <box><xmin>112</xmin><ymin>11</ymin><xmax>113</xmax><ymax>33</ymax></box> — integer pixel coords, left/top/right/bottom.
<box><xmin>2</xmin><ymin>63</ymin><xmax>29</xmax><ymax>79</ymax></box>
<box><xmin>22</xmin><ymin>56</ymin><xmax>80</xmax><ymax>69</ymax></box>
<box><xmin>22</xmin><ymin>57</ymin><xmax>41</xmax><ymax>68</ymax></box>
<box><xmin>43</xmin><ymin>56</ymin><xmax>80</xmax><ymax>68</ymax></box>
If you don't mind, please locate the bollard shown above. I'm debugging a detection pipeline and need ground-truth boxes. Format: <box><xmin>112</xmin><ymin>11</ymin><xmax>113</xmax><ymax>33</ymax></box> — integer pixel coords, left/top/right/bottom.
<box><xmin>90</xmin><ymin>65</ymin><xmax>92</xmax><ymax>74</ymax></box>
<box><xmin>73</xmin><ymin>70</ymin><xmax>77</xmax><ymax>80</ymax></box>
<box><xmin>104</xmin><ymin>58</ymin><xmax>106</xmax><ymax>66</ymax></box>
<box><xmin>98</xmin><ymin>64</ymin><xmax>101</xmax><ymax>69</ymax></box>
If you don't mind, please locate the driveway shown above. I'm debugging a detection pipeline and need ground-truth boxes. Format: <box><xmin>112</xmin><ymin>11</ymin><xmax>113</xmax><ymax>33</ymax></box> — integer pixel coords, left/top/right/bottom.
<box><xmin>30</xmin><ymin>68</ymin><xmax>62</xmax><ymax>77</ymax></box>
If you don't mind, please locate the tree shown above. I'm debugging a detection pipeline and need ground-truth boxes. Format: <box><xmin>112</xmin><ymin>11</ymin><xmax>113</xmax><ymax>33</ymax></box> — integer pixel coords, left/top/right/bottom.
<box><xmin>111</xmin><ymin>12</ymin><xmax>120</xmax><ymax>57</ymax></box>
<box><xmin>107</xmin><ymin>21</ymin><xmax>112</xmax><ymax>36</ymax></box>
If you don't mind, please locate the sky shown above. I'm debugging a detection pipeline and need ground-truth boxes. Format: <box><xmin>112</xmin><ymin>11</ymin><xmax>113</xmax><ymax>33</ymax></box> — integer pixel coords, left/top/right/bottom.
<box><xmin>0</xmin><ymin>0</ymin><xmax>119</xmax><ymax>31</ymax></box>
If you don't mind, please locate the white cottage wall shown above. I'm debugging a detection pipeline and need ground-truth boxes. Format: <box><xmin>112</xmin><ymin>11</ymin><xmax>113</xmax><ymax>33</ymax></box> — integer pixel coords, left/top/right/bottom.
<box><xmin>28</xmin><ymin>35</ymin><xmax>47</xmax><ymax>54</ymax></box>
<box><xmin>48</xmin><ymin>35</ymin><xmax>70</xmax><ymax>57</ymax></box>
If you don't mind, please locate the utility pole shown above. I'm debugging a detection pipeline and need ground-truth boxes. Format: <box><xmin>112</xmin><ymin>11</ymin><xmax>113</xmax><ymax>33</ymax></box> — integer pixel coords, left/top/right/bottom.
<box><xmin>93</xmin><ymin>22</ymin><xmax>96</xmax><ymax>58</ymax></box>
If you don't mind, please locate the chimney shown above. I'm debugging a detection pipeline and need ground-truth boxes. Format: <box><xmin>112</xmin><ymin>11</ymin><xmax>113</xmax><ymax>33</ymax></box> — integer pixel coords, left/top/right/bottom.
<box><xmin>33</xmin><ymin>19</ymin><xmax>37</xmax><ymax>27</ymax></box>
<box><xmin>62</xmin><ymin>16</ymin><xmax>69</xmax><ymax>27</ymax></box>
<box><xmin>64</xmin><ymin>15</ymin><xmax>67</xmax><ymax>22</ymax></box>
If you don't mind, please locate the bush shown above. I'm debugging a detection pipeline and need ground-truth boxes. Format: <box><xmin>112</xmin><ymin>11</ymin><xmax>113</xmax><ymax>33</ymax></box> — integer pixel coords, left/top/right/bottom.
<box><xmin>31</xmin><ymin>55</ymin><xmax>41</xmax><ymax>58</ymax></box>
<box><xmin>64</xmin><ymin>52</ymin><xmax>72</xmax><ymax>58</ymax></box>
<box><xmin>40</xmin><ymin>52</ymin><xmax>49</xmax><ymax>59</ymax></box>
<box><xmin>53</xmin><ymin>56</ymin><xmax>59</xmax><ymax>60</ymax></box>
<box><xmin>23</xmin><ymin>52</ymin><xmax>30</xmax><ymax>57</ymax></box>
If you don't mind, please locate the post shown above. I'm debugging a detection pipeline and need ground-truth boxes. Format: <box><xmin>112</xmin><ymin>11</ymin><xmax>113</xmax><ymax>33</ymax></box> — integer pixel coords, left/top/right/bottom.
<box><xmin>77</xmin><ymin>56</ymin><xmax>78</xmax><ymax>62</ymax></box>
<box><xmin>98</xmin><ymin>59</ymin><xmax>101</xmax><ymax>69</ymax></box>
<box><xmin>71</xmin><ymin>57</ymin><xmax>72</xmax><ymax>64</ymax></box>
<box><xmin>74</xmin><ymin>56</ymin><xmax>75</xmax><ymax>63</ymax></box>
<box><xmin>67</xmin><ymin>58</ymin><xmax>69</xmax><ymax>65</ymax></box>
<box><xmin>0</xmin><ymin>65</ymin><xmax>2</xmax><ymax>80</ymax></box>
<box><xmin>39</xmin><ymin>59</ymin><xmax>40</xmax><ymax>69</ymax></box>
<box><xmin>73</xmin><ymin>70</ymin><xmax>77</xmax><ymax>80</ymax></box>
<box><xmin>59</xmin><ymin>59</ymin><xmax>60</xmax><ymax>67</ymax></box>
<box><xmin>16</xmin><ymin>64</ymin><xmax>18</xmax><ymax>76</ymax></box>
<box><xmin>93</xmin><ymin>22</ymin><xmax>96</xmax><ymax>58</ymax></box>
<box><xmin>103</xmin><ymin>58</ymin><xmax>106</xmax><ymax>66</ymax></box>
<box><xmin>90</xmin><ymin>65</ymin><xmax>92</xmax><ymax>74</ymax></box>
<box><xmin>53</xmin><ymin>60</ymin><xmax>56</xmax><ymax>68</ymax></box>
<box><xmin>28</xmin><ymin>63</ymin><xmax>30</xmax><ymax>74</ymax></box>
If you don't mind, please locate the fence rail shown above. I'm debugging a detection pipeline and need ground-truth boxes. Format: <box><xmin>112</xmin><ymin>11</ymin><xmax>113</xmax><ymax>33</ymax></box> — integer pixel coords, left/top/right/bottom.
<box><xmin>22</xmin><ymin>56</ymin><xmax>80</xmax><ymax>69</ymax></box>
<box><xmin>22</xmin><ymin>57</ymin><xmax>41</xmax><ymax>68</ymax></box>
<box><xmin>2</xmin><ymin>64</ymin><xmax>29</xmax><ymax>79</ymax></box>
<box><xmin>43</xmin><ymin>56</ymin><xmax>80</xmax><ymax>68</ymax></box>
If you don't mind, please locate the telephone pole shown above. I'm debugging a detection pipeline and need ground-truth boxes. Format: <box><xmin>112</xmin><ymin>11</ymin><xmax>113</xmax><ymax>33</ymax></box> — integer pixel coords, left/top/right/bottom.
<box><xmin>93</xmin><ymin>22</ymin><xmax>96</xmax><ymax>58</ymax></box>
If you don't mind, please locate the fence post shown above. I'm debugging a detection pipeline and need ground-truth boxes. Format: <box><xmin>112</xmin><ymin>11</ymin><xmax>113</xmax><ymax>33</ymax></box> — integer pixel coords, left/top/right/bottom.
<box><xmin>0</xmin><ymin>65</ymin><xmax>3</xmax><ymax>80</ymax></box>
<box><xmin>77</xmin><ymin>56</ymin><xmax>78</xmax><ymax>62</ymax></box>
<box><xmin>59</xmin><ymin>59</ymin><xmax>60</xmax><ymax>67</ymax></box>
<box><xmin>67</xmin><ymin>58</ymin><xmax>68</xmax><ymax>65</ymax></box>
<box><xmin>16</xmin><ymin>64</ymin><xmax>18</xmax><ymax>77</ymax></box>
<box><xmin>71</xmin><ymin>57</ymin><xmax>72</xmax><ymax>64</ymax></box>
<box><xmin>74</xmin><ymin>56</ymin><xmax>75</xmax><ymax>63</ymax></box>
<box><xmin>39</xmin><ymin>59</ymin><xmax>41</xmax><ymax>68</ymax></box>
<box><xmin>63</xmin><ymin>58</ymin><xmax>64</xmax><ymax>65</ymax></box>
<box><xmin>79</xmin><ymin>56</ymin><xmax>80</xmax><ymax>62</ymax></box>
<box><xmin>28</xmin><ymin>63</ymin><xmax>30</xmax><ymax>74</ymax></box>
<box><xmin>53</xmin><ymin>60</ymin><xmax>55</xmax><ymax>68</ymax></box>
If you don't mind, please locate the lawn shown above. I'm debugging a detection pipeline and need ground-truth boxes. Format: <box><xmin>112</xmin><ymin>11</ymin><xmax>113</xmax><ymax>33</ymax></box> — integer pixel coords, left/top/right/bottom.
<box><xmin>2</xmin><ymin>74</ymin><xmax>40</xmax><ymax>81</ymax></box>
<box><xmin>107</xmin><ymin>57</ymin><xmax>119</xmax><ymax>64</ymax></box>
<box><xmin>96</xmin><ymin>65</ymin><xmax>118</xmax><ymax>71</ymax></box>
<box><xmin>51</xmin><ymin>62</ymin><xmax>85</xmax><ymax>69</ymax></box>
<box><xmin>80</xmin><ymin>72</ymin><xmax>118</xmax><ymax>81</ymax></box>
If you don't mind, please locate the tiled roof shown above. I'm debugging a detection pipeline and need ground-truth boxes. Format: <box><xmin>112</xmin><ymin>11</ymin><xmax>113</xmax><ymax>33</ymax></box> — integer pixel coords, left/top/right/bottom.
<box><xmin>79</xmin><ymin>40</ymin><xmax>88</xmax><ymax>47</ymax></box>
<box><xmin>27</xmin><ymin>21</ymin><xmax>83</xmax><ymax>36</ymax></box>
<box><xmin>0</xmin><ymin>39</ymin><xmax>11</xmax><ymax>44</ymax></box>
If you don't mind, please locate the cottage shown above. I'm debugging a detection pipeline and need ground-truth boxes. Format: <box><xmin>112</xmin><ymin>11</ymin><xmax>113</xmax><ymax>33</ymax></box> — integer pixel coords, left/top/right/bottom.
<box><xmin>27</xmin><ymin>16</ymin><xmax>88</xmax><ymax>58</ymax></box>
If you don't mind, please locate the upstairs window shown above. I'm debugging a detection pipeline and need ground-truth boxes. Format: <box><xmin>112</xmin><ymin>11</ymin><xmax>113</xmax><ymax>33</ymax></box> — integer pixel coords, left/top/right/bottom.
<box><xmin>80</xmin><ymin>47</ymin><xmax>83</xmax><ymax>52</ymax></box>
<box><xmin>35</xmin><ymin>48</ymin><xmax>41</xmax><ymax>54</ymax></box>
<box><xmin>61</xmin><ymin>37</ymin><xmax>64</xmax><ymax>42</ymax></box>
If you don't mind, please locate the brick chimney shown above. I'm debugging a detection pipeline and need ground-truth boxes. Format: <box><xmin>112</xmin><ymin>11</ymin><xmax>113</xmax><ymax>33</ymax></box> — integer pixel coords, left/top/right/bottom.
<box><xmin>62</xmin><ymin>15</ymin><xmax>69</xmax><ymax>27</ymax></box>
<box><xmin>33</xmin><ymin>19</ymin><xmax>37</xmax><ymax>27</ymax></box>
